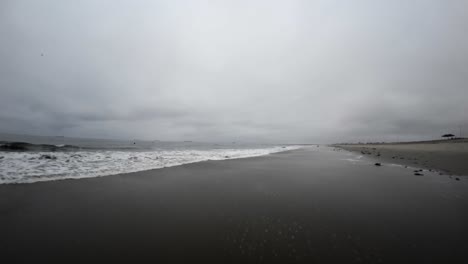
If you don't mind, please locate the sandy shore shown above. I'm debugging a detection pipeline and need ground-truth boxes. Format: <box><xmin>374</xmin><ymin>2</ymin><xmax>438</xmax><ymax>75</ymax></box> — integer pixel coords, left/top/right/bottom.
<box><xmin>1</xmin><ymin>147</ymin><xmax>468</xmax><ymax>263</ymax></box>
<box><xmin>335</xmin><ymin>139</ymin><xmax>468</xmax><ymax>176</ymax></box>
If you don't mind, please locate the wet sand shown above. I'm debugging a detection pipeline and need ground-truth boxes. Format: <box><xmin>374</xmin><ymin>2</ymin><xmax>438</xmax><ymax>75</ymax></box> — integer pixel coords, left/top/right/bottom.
<box><xmin>1</xmin><ymin>147</ymin><xmax>468</xmax><ymax>263</ymax></box>
<box><xmin>335</xmin><ymin>139</ymin><xmax>468</xmax><ymax>176</ymax></box>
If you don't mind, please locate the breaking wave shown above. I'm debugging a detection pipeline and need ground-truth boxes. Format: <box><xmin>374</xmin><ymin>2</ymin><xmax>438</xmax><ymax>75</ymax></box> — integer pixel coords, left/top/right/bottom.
<box><xmin>0</xmin><ymin>142</ymin><xmax>81</xmax><ymax>152</ymax></box>
<box><xmin>0</xmin><ymin>146</ymin><xmax>301</xmax><ymax>184</ymax></box>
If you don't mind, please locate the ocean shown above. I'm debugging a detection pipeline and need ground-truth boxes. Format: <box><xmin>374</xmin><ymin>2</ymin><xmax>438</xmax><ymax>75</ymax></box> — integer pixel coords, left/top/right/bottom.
<box><xmin>0</xmin><ymin>133</ymin><xmax>301</xmax><ymax>184</ymax></box>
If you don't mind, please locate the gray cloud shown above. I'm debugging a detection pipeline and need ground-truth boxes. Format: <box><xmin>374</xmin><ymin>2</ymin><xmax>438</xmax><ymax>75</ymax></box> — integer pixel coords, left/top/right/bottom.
<box><xmin>1</xmin><ymin>0</ymin><xmax>467</xmax><ymax>143</ymax></box>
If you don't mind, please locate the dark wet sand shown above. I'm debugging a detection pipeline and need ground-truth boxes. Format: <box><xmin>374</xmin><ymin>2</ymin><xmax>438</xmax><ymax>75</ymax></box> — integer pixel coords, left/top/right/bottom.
<box><xmin>335</xmin><ymin>140</ymin><xmax>468</xmax><ymax>176</ymax></box>
<box><xmin>1</xmin><ymin>147</ymin><xmax>468</xmax><ymax>263</ymax></box>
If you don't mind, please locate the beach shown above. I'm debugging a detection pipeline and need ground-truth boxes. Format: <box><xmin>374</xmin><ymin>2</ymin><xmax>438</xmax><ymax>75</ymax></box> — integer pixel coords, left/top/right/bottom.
<box><xmin>2</xmin><ymin>147</ymin><xmax>468</xmax><ymax>263</ymax></box>
<box><xmin>335</xmin><ymin>139</ymin><xmax>468</xmax><ymax>176</ymax></box>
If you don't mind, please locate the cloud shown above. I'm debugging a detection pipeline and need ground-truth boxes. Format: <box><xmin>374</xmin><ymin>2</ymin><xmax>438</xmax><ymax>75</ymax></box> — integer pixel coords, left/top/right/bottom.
<box><xmin>1</xmin><ymin>0</ymin><xmax>467</xmax><ymax>142</ymax></box>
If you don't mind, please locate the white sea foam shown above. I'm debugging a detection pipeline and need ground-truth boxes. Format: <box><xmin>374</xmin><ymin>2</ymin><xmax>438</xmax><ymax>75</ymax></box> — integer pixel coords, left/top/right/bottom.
<box><xmin>0</xmin><ymin>146</ymin><xmax>301</xmax><ymax>184</ymax></box>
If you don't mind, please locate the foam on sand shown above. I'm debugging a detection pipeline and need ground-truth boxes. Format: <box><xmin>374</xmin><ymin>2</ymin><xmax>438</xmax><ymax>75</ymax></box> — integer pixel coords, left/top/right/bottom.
<box><xmin>0</xmin><ymin>146</ymin><xmax>301</xmax><ymax>184</ymax></box>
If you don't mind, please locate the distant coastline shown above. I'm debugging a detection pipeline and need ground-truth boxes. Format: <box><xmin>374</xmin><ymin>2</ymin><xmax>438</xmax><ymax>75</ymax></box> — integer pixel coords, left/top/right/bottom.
<box><xmin>333</xmin><ymin>138</ymin><xmax>468</xmax><ymax>176</ymax></box>
<box><xmin>335</xmin><ymin>137</ymin><xmax>467</xmax><ymax>145</ymax></box>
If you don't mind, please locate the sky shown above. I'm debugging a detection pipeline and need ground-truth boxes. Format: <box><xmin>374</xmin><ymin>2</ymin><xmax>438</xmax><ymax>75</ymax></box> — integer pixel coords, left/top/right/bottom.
<box><xmin>1</xmin><ymin>0</ymin><xmax>467</xmax><ymax>143</ymax></box>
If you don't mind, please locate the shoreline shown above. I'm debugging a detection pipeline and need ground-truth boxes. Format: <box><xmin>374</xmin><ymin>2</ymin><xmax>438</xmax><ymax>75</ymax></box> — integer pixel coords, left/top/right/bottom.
<box><xmin>0</xmin><ymin>145</ymin><xmax>304</xmax><ymax>186</ymax></box>
<box><xmin>333</xmin><ymin>139</ymin><xmax>468</xmax><ymax>176</ymax></box>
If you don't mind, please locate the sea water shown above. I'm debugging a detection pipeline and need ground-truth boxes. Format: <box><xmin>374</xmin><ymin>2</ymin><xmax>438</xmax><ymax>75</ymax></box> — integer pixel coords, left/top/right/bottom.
<box><xmin>0</xmin><ymin>134</ymin><xmax>301</xmax><ymax>184</ymax></box>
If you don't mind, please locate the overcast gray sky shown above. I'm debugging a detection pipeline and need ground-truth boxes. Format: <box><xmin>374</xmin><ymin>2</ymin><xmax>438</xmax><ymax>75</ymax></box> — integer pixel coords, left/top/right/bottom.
<box><xmin>1</xmin><ymin>0</ymin><xmax>467</xmax><ymax>143</ymax></box>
